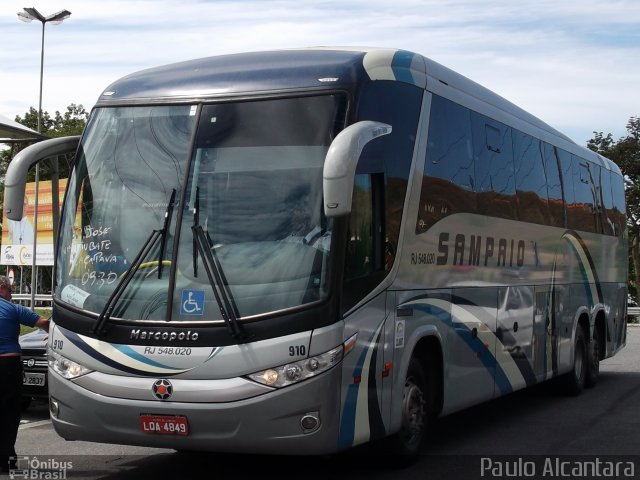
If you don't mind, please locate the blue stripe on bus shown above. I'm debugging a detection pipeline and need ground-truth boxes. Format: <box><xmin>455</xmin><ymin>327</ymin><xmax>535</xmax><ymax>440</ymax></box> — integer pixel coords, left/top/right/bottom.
<box><xmin>60</xmin><ymin>328</ymin><xmax>184</xmax><ymax>376</ymax></box>
<box><xmin>367</xmin><ymin>329</ymin><xmax>386</xmax><ymax>439</ymax></box>
<box><xmin>113</xmin><ymin>344</ymin><xmax>178</xmax><ymax>369</ymax></box>
<box><xmin>204</xmin><ymin>346</ymin><xmax>224</xmax><ymax>362</ymax></box>
<box><xmin>494</xmin><ymin>362</ymin><xmax>513</xmax><ymax>395</ymax></box>
<box><xmin>404</xmin><ymin>300</ymin><xmax>513</xmax><ymax>395</ymax></box>
<box><xmin>338</xmin><ymin>383</ymin><xmax>360</xmax><ymax>449</ymax></box>
<box><xmin>574</xmin><ymin>252</ymin><xmax>594</xmax><ymax>306</ymax></box>
<box><xmin>563</xmin><ymin>230</ymin><xmax>603</xmax><ymax>305</ymax></box>
<box><xmin>391</xmin><ymin>50</ymin><xmax>417</xmax><ymax>84</ymax></box>
<box><xmin>338</xmin><ymin>323</ymin><xmax>383</xmax><ymax>449</ymax></box>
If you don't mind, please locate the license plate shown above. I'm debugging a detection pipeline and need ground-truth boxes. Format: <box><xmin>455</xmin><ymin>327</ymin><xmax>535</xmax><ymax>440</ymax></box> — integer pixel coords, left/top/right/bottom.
<box><xmin>139</xmin><ymin>414</ymin><xmax>189</xmax><ymax>436</ymax></box>
<box><xmin>23</xmin><ymin>372</ymin><xmax>46</xmax><ymax>386</ymax></box>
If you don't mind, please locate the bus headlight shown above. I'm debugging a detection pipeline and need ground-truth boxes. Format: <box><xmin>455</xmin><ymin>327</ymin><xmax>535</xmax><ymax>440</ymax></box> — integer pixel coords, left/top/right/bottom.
<box><xmin>48</xmin><ymin>348</ymin><xmax>92</xmax><ymax>379</ymax></box>
<box><xmin>247</xmin><ymin>344</ymin><xmax>344</xmax><ymax>388</ymax></box>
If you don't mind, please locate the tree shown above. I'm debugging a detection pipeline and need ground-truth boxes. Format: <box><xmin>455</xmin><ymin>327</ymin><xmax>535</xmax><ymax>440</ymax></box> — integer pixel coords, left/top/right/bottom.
<box><xmin>0</xmin><ymin>103</ymin><xmax>88</xmax><ymax>206</ymax></box>
<box><xmin>50</xmin><ymin>104</ymin><xmax>89</xmax><ymax>139</ymax></box>
<box><xmin>588</xmin><ymin>117</ymin><xmax>640</xmax><ymax>299</ymax></box>
<box><xmin>11</xmin><ymin>103</ymin><xmax>88</xmax><ymax>136</ymax></box>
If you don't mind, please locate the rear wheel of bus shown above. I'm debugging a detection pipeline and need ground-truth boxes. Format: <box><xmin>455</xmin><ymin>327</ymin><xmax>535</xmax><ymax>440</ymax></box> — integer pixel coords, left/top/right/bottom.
<box><xmin>585</xmin><ymin>325</ymin><xmax>600</xmax><ymax>388</ymax></box>
<box><xmin>561</xmin><ymin>325</ymin><xmax>588</xmax><ymax>396</ymax></box>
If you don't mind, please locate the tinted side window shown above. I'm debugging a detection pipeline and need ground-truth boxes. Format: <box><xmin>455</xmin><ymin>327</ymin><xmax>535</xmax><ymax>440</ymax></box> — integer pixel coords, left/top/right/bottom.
<box><xmin>472</xmin><ymin>112</ymin><xmax>516</xmax><ymax>220</ymax></box>
<box><xmin>558</xmin><ymin>149</ymin><xmax>575</xmax><ymax>229</ymax></box>
<box><xmin>599</xmin><ymin>168</ymin><xmax>615</xmax><ymax>235</ymax></box>
<box><xmin>572</xmin><ymin>156</ymin><xmax>597</xmax><ymax>233</ymax></box>
<box><xmin>513</xmin><ymin>131</ymin><xmax>549</xmax><ymax>224</ymax></box>
<box><xmin>358</xmin><ymin>81</ymin><xmax>422</xmax><ymax>254</ymax></box>
<box><xmin>417</xmin><ymin>95</ymin><xmax>475</xmax><ymax>233</ymax></box>
<box><xmin>344</xmin><ymin>82</ymin><xmax>422</xmax><ymax>312</ymax></box>
<box><xmin>543</xmin><ymin>144</ymin><xmax>565</xmax><ymax>228</ymax></box>
<box><xmin>590</xmin><ymin>164</ymin><xmax>609</xmax><ymax>235</ymax></box>
<box><xmin>610</xmin><ymin>172</ymin><xmax>626</xmax><ymax>236</ymax></box>
<box><xmin>345</xmin><ymin>174</ymin><xmax>375</xmax><ymax>280</ymax></box>
<box><xmin>342</xmin><ymin>172</ymin><xmax>388</xmax><ymax>312</ymax></box>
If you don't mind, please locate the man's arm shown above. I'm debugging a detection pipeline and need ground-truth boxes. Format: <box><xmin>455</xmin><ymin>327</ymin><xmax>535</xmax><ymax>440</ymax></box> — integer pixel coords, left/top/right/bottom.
<box><xmin>35</xmin><ymin>316</ymin><xmax>50</xmax><ymax>332</ymax></box>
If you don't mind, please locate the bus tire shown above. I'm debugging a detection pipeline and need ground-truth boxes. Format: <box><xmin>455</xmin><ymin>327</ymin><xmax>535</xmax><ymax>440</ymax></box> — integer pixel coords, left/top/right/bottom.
<box><xmin>562</xmin><ymin>325</ymin><xmax>587</xmax><ymax>396</ymax></box>
<box><xmin>386</xmin><ymin>358</ymin><xmax>428</xmax><ymax>457</ymax></box>
<box><xmin>585</xmin><ymin>325</ymin><xmax>600</xmax><ymax>388</ymax></box>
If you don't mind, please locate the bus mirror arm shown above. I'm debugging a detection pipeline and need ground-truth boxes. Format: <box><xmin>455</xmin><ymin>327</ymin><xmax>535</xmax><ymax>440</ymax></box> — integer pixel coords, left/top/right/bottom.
<box><xmin>4</xmin><ymin>136</ymin><xmax>80</xmax><ymax>220</ymax></box>
<box><xmin>323</xmin><ymin>121</ymin><xmax>391</xmax><ymax>217</ymax></box>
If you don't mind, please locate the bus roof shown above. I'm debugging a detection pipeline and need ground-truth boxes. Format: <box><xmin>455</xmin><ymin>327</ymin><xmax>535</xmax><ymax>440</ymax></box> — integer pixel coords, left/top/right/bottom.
<box><xmin>96</xmin><ymin>48</ymin><xmax>370</xmax><ymax>105</ymax></box>
<box><xmin>95</xmin><ymin>47</ymin><xmax>618</xmax><ymax>174</ymax></box>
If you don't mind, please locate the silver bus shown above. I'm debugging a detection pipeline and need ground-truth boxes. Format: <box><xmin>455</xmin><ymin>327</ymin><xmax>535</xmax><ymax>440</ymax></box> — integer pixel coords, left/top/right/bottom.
<box><xmin>5</xmin><ymin>47</ymin><xmax>627</xmax><ymax>456</ymax></box>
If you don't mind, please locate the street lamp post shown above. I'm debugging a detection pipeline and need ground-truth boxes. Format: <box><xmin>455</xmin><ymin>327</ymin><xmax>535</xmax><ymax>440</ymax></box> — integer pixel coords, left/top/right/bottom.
<box><xmin>17</xmin><ymin>7</ymin><xmax>71</xmax><ymax>308</ymax></box>
<box><xmin>18</xmin><ymin>8</ymin><xmax>71</xmax><ymax>134</ymax></box>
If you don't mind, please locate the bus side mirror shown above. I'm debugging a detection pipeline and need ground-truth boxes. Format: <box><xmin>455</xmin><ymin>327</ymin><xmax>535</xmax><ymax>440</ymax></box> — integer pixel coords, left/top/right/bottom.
<box><xmin>323</xmin><ymin>121</ymin><xmax>392</xmax><ymax>217</ymax></box>
<box><xmin>4</xmin><ymin>136</ymin><xmax>80</xmax><ymax>220</ymax></box>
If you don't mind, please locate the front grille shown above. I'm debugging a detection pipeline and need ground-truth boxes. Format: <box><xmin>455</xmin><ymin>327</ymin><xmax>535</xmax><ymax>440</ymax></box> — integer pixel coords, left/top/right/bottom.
<box><xmin>22</xmin><ymin>357</ymin><xmax>48</xmax><ymax>368</ymax></box>
<box><xmin>21</xmin><ymin>349</ymin><xmax>48</xmax><ymax>370</ymax></box>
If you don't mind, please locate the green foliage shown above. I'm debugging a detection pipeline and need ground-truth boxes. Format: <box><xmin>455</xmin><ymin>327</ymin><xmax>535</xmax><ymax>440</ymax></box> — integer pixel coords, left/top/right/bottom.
<box><xmin>12</xmin><ymin>104</ymin><xmax>88</xmax><ymax>137</ymax></box>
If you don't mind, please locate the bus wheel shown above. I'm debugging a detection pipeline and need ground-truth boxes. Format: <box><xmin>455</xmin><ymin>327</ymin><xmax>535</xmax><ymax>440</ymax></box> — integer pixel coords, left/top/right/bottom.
<box><xmin>562</xmin><ymin>326</ymin><xmax>587</xmax><ymax>396</ymax></box>
<box><xmin>585</xmin><ymin>326</ymin><xmax>600</xmax><ymax>388</ymax></box>
<box><xmin>388</xmin><ymin>358</ymin><xmax>428</xmax><ymax>457</ymax></box>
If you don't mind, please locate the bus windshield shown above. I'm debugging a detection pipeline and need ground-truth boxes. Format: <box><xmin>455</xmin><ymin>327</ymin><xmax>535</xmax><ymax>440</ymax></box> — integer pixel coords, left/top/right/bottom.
<box><xmin>55</xmin><ymin>94</ymin><xmax>346</xmax><ymax>323</ymax></box>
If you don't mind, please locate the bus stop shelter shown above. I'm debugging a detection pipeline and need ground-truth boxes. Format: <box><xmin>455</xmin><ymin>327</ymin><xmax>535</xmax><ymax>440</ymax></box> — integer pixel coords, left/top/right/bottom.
<box><xmin>0</xmin><ymin>113</ymin><xmax>46</xmax><ymax>144</ymax></box>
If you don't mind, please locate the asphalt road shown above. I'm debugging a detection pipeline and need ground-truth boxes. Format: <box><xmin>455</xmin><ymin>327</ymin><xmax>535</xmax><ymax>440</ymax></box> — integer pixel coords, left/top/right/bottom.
<box><xmin>13</xmin><ymin>327</ymin><xmax>640</xmax><ymax>479</ymax></box>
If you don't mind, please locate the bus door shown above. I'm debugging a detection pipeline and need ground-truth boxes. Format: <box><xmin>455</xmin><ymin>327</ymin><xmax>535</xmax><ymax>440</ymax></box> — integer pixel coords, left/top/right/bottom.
<box><xmin>339</xmin><ymin>170</ymin><xmax>394</xmax><ymax>447</ymax></box>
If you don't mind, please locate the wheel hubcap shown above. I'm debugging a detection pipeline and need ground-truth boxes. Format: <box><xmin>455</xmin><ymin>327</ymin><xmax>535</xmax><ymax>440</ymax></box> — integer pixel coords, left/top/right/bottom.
<box><xmin>401</xmin><ymin>379</ymin><xmax>426</xmax><ymax>447</ymax></box>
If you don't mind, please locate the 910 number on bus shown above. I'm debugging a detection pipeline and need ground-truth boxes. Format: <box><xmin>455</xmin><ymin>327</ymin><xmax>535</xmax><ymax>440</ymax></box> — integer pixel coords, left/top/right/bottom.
<box><xmin>289</xmin><ymin>345</ymin><xmax>306</xmax><ymax>356</ymax></box>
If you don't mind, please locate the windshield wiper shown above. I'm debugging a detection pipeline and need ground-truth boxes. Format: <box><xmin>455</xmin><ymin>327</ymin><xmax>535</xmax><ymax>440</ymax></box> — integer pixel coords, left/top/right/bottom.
<box><xmin>93</xmin><ymin>191</ymin><xmax>176</xmax><ymax>336</ymax></box>
<box><xmin>192</xmin><ymin>186</ymin><xmax>200</xmax><ymax>277</ymax></box>
<box><xmin>191</xmin><ymin>189</ymin><xmax>250</xmax><ymax>342</ymax></box>
<box><xmin>158</xmin><ymin>189</ymin><xmax>176</xmax><ymax>278</ymax></box>
<box><xmin>192</xmin><ymin>224</ymin><xmax>250</xmax><ymax>342</ymax></box>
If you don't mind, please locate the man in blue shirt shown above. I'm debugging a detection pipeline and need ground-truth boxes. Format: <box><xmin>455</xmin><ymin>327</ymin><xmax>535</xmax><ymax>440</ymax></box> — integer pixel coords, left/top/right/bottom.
<box><xmin>0</xmin><ymin>275</ymin><xmax>49</xmax><ymax>473</ymax></box>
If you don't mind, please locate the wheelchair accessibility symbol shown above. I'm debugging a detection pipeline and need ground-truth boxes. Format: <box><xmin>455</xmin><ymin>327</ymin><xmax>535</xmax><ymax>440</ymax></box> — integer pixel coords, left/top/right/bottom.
<box><xmin>181</xmin><ymin>289</ymin><xmax>205</xmax><ymax>315</ymax></box>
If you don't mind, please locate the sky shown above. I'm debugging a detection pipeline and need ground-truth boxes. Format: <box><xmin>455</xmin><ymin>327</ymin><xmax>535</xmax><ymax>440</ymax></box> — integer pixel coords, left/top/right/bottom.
<box><xmin>0</xmin><ymin>0</ymin><xmax>639</xmax><ymax>146</ymax></box>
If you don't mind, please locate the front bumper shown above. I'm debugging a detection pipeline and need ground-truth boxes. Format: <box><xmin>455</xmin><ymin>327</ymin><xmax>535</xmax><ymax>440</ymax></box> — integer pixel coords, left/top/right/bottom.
<box><xmin>49</xmin><ymin>365</ymin><xmax>343</xmax><ymax>455</ymax></box>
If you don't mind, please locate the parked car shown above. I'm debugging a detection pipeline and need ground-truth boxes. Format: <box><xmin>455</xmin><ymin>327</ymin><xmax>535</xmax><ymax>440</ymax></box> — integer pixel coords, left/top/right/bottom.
<box><xmin>19</xmin><ymin>328</ymin><xmax>49</xmax><ymax>410</ymax></box>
